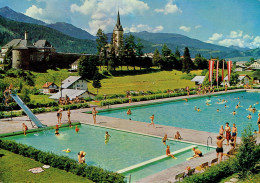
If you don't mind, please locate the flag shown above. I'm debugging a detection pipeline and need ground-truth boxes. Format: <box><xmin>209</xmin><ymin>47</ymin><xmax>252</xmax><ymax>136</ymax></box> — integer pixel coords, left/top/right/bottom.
<box><xmin>222</xmin><ymin>60</ymin><xmax>225</xmax><ymax>81</ymax></box>
<box><xmin>216</xmin><ymin>60</ymin><xmax>219</xmax><ymax>82</ymax></box>
<box><xmin>227</xmin><ymin>60</ymin><xmax>232</xmax><ymax>81</ymax></box>
<box><xmin>208</xmin><ymin>60</ymin><xmax>215</xmax><ymax>82</ymax></box>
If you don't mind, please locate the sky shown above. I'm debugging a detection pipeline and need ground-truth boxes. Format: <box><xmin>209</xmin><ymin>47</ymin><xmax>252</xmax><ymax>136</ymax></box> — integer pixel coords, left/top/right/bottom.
<box><xmin>0</xmin><ymin>0</ymin><xmax>259</xmax><ymax>49</ymax></box>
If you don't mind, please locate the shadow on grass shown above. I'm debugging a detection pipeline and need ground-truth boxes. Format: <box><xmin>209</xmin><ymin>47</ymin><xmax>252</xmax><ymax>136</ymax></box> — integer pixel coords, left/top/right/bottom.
<box><xmin>0</xmin><ymin>153</ymin><xmax>5</xmax><ymax>157</ymax></box>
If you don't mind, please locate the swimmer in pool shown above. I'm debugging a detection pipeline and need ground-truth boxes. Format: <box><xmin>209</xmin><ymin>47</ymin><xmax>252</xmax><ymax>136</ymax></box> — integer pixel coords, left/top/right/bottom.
<box><xmin>105</xmin><ymin>131</ymin><xmax>111</xmax><ymax>144</ymax></box>
<box><xmin>232</xmin><ymin>111</ymin><xmax>237</xmax><ymax>115</ymax></box>
<box><xmin>55</xmin><ymin>125</ymin><xmax>60</xmax><ymax>136</ymax></box>
<box><xmin>217</xmin><ymin>109</ymin><xmax>220</xmax><ymax>112</ymax></box>
<box><xmin>162</xmin><ymin>134</ymin><xmax>168</xmax><ymax>145</ymax></box>
<box><xmin>75</xmin><ymin>125</ymin><xmax>79</xmax><ymax>133</ymax></box>
<box><xmin>127</xmin><ymin>109</ymin><xmax>132</xmax><ymax>115</ymax></box>
<box><xmin>166</xmin><ymin>145</ymin><xmax>176</xmax><ymax>159</ymax></box>
<box><xmin>247</xmin><ymin>114</ymin><xmax>252</xmax><ymax>119</ymax></box>
<box><xmin>197</xmin><ymin>108</ymin><xmax>200</xmax><ymax>112</ymax></box>
<box><xmin>194</xmin><ymin>106</ymin><xmax>197</xmax><ymax>111</ymax></box>
<box><xmin>62</xmin><ymin>148</ymin><xmax>71</xmax><ymax>153</ymax></box>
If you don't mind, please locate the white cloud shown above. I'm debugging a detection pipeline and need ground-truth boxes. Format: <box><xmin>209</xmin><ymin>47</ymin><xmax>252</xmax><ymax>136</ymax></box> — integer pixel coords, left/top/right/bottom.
<box><xmin>243</xmin><ymin>34</ymin><xmax>254</xmax><ymax>40</ymax></box>
<box><xmin>208</xmin><ymin>33</ymin><xmax>223</xmax><ymax>41</ymax></box>
<box><xmin>230</xmin><ymin>30</ymin><xmax>243</xmax><ymax>38</ymax></box>
<box><xmin>124</xmin><ymin>24</ymin><xmax>164</xmax><ymax>33</ymax></box>
<box><xmin>195</xmin><ymin>25</ymin><xmax>202</xmax><ymax>29</ymax></box>
<box><xmin>71</xmin><ymin>0</ymin><xmax>150</xmax><ymax>34</ymax></box>
<box><xmin>25</xmin><ymin>5</ymin><xmax>43</xmax><ymax>20</ymax></box>
<box><xmin>155</xmin><ymin>0</ymin><xmax>182</xmax><ymax>15</ymax></box>
<box><xmin>218</xmin><ymin>39</ymin><xmax>245</xmax><ymax>48</ymax></box>
<box><xmin>179</xmin><ymin>26</ymin><xmax>191</xmax><ymax>32</ymax></box>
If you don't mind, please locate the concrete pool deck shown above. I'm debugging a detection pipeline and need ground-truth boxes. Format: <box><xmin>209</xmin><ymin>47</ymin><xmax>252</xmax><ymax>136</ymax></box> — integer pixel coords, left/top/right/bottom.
<box><xmin>0</xmin><ymin>89</ymin><xmax>259</xmax><ymax>183</ymax></box>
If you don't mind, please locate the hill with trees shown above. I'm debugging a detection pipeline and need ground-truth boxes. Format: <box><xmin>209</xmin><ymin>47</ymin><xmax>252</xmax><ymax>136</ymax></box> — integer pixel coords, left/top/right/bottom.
<box><xmin>0</xmin><ymin>16</ymin><xmax>96</xmax><ymax>53</ymax></box>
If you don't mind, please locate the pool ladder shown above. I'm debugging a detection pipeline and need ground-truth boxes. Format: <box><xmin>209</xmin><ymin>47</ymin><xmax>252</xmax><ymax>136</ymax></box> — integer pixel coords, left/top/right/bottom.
<box><xmin>207</xmin><ymin>136</ymin><xmax>212</xmax><ymax>150</ymax></box>
<box><xmin>125</xmin><ymin>174</ymin><xmax>131</xmax><ymax>183</ymax></box>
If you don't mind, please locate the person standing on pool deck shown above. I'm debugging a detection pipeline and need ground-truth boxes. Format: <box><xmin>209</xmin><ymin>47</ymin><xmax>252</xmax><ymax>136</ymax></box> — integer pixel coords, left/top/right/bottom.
<box><xmin>22</xmin><ymin>123</ymin><xmax>28</xmax><ymax>136</ymax></box>
<box><xmin>216</xmin><ymin>135</ymin><xmax>225</xmax><ymax>162</ymax></box>
<box><xmin>92</xmin><ymin>107</ymin><xmax>98</xmax><ymax>124</ymax></box>
<box><xmin>232</xmin><ymin>123</ymin><xmax>237</xmax><ymax>146</ymax></box>
<box><xmin>57</xmin><ymin>108</ymin><xmax>63</xmax><ymax>125</ymax></box>
<box><xmin>225</xmin><ymin>83</ymin><xmax>228</xmax><ymax>92</ymax></box>
<box><xmin>219</xmin><ymin>125</ymin><xmax>224</xmax><ymax>137</ymax></box>
<box><xmin>225</xmin><ymin>122</ymin><xmax>231</xmax><ymax>146</ymax></box>
<box><xmin>128</xmin><ymin>95</ymin><xmax>132</xmax><ymax>104</ymax></box>
<box><xmin>148</xmin><ymin>114</ymin><xmax>155</xmax><ymax>128</ymax></box>
<box><xmin>257</xmin><ymin>113</ymin><xmax>260</xmax><ymax>134</ymax></box>
<box><xmin>166</xmin><ymin>145</ymin><xmax>176</xmax><ymax>159</ymax></box>
<box><xmin>67</xmin><ymin>109</ymin><xmax>72</xmax><ymax>127</ymax></box>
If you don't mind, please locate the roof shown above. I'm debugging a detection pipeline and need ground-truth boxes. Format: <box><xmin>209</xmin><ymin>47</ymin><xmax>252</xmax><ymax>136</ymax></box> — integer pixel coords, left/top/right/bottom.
<box><xmin>42</xmin><ymin>82</ymin><xmax>57</xmax><ymax>88</ymax></box>
<box><xmin>34</xmin><ymin>40</ymin><xmax>53</xmax><ymax>48</ymax></box>
<box><xmin>49</xmin><ymin>89</ymin><xmax>92</xmax><ymax>100</ymax></box>
<box><xmin>13</xmin><ymin>40</ymin><xmax>35</xmax><ymax>50</ymax></box>
<box><xmin>191</xmin><ymin>76</ymin><xmax>205</xmax><ymax>84</ymax></box>
<box><xmin>238</xmin><ymin>74</ymin><xmax>250</xmax><ymax>81</ymax></box>
<box><xmin>71</xmin><ymin>59</ymin><xmax>79</xmax><ymax>66</ymax></box>
<box><xmin>61</xmin><ymin>76</ymin><xmax>82</xmax><ymax>89</ymax></box>
<box><xmin>2</xmin><ymin>39</ymin><xmax>22</xmax><ymax>49</ymax></box>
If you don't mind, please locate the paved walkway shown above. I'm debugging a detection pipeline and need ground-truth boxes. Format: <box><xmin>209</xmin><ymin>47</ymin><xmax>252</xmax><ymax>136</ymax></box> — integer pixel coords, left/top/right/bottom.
<box><xmin>0</xmin><ymin>89</ymin><xmax>257</xmax><ymax>183</ymax></box>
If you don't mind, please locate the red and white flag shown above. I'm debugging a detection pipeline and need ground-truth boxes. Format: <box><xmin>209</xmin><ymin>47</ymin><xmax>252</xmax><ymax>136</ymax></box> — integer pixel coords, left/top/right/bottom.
<box><xmin>208</xmin><ymin>60</ymin><xmax>215</xmax><ymax>82</ymax></box>
<box><xmin>216</xmin><ymin>60</ymin><xmax>219</xmax><ymax>82</ymax></box>
<box><xmin>227</xmin><ymin>60</ymin><xmax>232</xmax><ymax>81</ymax></box>
<box><xmin>222</xmin><ymin>60</ymin><xmax>225</xmax><ymax>81</ymax></box>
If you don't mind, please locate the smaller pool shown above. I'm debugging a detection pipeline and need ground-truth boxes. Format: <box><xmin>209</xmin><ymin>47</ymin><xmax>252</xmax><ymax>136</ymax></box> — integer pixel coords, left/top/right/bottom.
<box><xmin>4</xmin><ymin>124</ymin><xmax>214</xmax><ymax>182</ymax></box>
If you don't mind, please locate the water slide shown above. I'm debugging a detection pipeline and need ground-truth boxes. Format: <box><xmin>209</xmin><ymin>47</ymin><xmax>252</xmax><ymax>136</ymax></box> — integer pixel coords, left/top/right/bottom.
<box><xmin>10</xmin><ymin>94</ymin><xmax>46</xmax><ymax>128</ymax></box>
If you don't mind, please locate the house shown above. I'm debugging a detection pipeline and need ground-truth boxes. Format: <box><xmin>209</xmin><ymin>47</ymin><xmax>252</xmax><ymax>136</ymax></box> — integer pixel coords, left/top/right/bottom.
<box><xmin>221</xmin><ymin>76</ymin><xmax>230</xmax><ymax>87</ymax></box>
<box><xmin>70</xmin><ymin>60</ymin><xmax>79</xmax><ymax>71</ymax></box>
<box><xmin>42</xmin><ymin>82</ymin><xmax>59</xmax><ymax>94</ymax></box>
<box><xmin>61</xmin><ymin>76</ymin><xmax>88</xmax><ymax>90</ymax></box>
<box><xmin>49</xmin><ymin>89</ymin><xmax>95</xmax><ymax>100</ymax></box>
<box><xmin>234</xmin><ymin>65</ymin><xmax>246</xmax><ymax>72</ymax></box>
<box><xmin>249</xmin><ymin>60</ymin><xmax>260</xmax><ymax>70</ymax></box>
<box><xmin>237</xmin><ymin>75</ymin><xmax>250</xmax><ymax>85</ymax></box>
<box><xmin>191</xmin><ymin>76</ymin><xmax>205</xmax><ymax>85</ymax></box>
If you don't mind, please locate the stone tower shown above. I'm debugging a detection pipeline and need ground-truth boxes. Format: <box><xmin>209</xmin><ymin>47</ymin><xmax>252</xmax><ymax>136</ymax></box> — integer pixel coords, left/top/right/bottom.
<box><xmin>113</xmin><ymin>11</ymin><xmax>124</xmax><ymax>54</ymax></box>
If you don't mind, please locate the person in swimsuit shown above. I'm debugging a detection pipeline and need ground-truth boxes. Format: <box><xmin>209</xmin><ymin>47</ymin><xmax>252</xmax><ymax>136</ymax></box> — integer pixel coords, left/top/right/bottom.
<box><xmin>252</xmin><ymin>107</ymin><xmax>256</xmax><ymax>113</ymax></box>
<box><xmin>192</xmin><ymin>147</ymin><xmax>203</xmax><ymax>158</ymax></box>
<box><xmin>219</xmin><ymin>125</ymin><xmax>224</xmax><ymax>137</ymax></box>
<box><xmin>232</xmin><ymin>123</ymin><xmax>237</xmax><ymax>146</ymax></box>
<box><xmin>127</xmin><ymin>109</ymin><xmax>132</xmax><ymax>115</ymax></box>
<box><xmin>197</xmin><ymin>108</ymin><xmax>200</xmax><ymax>112</ymax></box>
<box><xmin>55</xmin><ymin>125</ymin><xmax>59</xmax><ymax>135</ymax></box>
<box><xmin>128</xmin><ymin>95</ymin><xmax>132</xmax><ymax>104</ymax></box>
<box><xmin>92</xmin><ymin>107</ymin><xmax>98</xmax><ymax>124</ymax></box>
<box><xmin>105</xmin><ymin>131</ymin><xmax>111</xmax><ymax>144</ymax></box>
<box><xmin>162</xmin><ymin>134</ymin><xmax>168</xmax><ymax>145</ymax></box>
<box><xmin>247</xmin><ymin>114</ymin><xmax>252</xmax><ymax>119</ymax></box>
<box><xmin>225</xmin><ymin>122</ymin><xmax>231</xmax><ymax>146</ymax></box>
<box><xmin>194</xmin><ymin>106</ymin><xmax>197</xmax><ymax>111</ymax></box>
<box><xmin>67</xmin><ymin>109</ymin><xmax>72</xmax><ymax>127</ymax></box>
<box><xmin>22</xmin><ymin>123</ymin><xmax>28</xmax><ymax>136</ymax></box>
<box><xmin>224</xmin><ymin>105</ymin><xmax>227</xmax><ymax>108</ymax></box>
<box><xmin>78</xmin><ymin>151</ymin><xmax>86</xmax><ymax>164</ymax></box>
<box><xmin>75</xmin><ymin>125</ymin><xmax>79</xmax><ymax>133</ymax></box>
<box><xmin>57</xmin><ymin>108</ymin><xmax>63</xmax><ymax>125</ymax></box>
<box><xmin>166</xmin><ymin>145</ymin><xmax>176</xmax><ymax>159</ymax></box>
<box><xmin>217</xmin><ymin>109</ymin><xmax>220</xmax><ymax>112</ymax></box>
<box><xmin>232</xmin><ymin>111</ymin><xmax>237</xmax><ymax>115</ymax></box>
<box><xmin>216</xmin><ymin>135</ymin><xmax>225</xmax><ymax>162</ymax></box>
<box><xmin>174</xmin><ymin>131</ymin><xmax>182</xmax><ymax>140</ymax></box>
<box><xmin>148</xmin><ymin>114</ymin><xmax>155</xmax><ymax>128</ymax></box>
<box><xmin>225</xmin><ymin>83</ymin><xmax>228</xmax><ymax>92</ymax></box>
<box><xmin>257</xmin><ymin>113</ymin><xmax>260</xmax><ymax>134</ymax></box>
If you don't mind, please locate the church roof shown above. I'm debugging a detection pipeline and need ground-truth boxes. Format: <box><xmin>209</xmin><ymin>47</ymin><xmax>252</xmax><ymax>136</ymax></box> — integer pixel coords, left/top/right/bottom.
<box><xmin>113</xmin><ymin>11</ymin><xmax>123</xmax><ymax>31</ymax></box>
<box><xmin>34</xmin><ymin>40</ymin><xmax>53</xmax><ymax>49</ymax></box>
<box><xmin>2</xmin><ymin>39</ymin><xmax>22</xmax><ymax>49</ymax></box>
<box><xmin>13</xmin><ymin>40</ymin><xmax>35</xmax><ymax>50</ymax></box>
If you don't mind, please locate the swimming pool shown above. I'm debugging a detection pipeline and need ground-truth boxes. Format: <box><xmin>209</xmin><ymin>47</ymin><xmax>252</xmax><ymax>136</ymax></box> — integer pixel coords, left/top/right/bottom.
<box><xmin>99</xmin><ymin>91</ymin><xmax>259</xmax><ymax>136</ymax></box>
<box><xmin>4</xmin><ymin>124</ymin><xmax>214</xmax><ymax>182</ymax></box>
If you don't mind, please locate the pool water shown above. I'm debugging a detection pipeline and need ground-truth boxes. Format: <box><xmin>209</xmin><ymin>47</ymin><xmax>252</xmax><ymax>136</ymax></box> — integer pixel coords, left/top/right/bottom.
<box><xmin>99</xmin><ymin>91</ymin><xmax>260</xmax><ymax>136</ymax></box>
<box><xmin>4</xmin><ymin>125</ymin><xmax>214</xmax><ymax>182</ymax></box>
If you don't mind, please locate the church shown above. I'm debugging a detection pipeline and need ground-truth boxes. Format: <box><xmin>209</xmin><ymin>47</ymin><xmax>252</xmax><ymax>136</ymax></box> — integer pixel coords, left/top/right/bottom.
<box><xmin>112</xmin><ymin>11</ymin><xmax>124</xmax><ymax>54</ymax></box>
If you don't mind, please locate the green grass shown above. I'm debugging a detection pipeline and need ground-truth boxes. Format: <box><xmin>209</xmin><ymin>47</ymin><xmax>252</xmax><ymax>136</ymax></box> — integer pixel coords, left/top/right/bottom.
<box><xmin>0</xmin><ymin>149</ymin><xmax>93</xmax><ymax>183</ymax></box>
<box><xmin>29</xmin><ymin>94</ymin><xmax>54</xmax><ymax>104</ymax></box>
<box><xmin>88</xmin><ymin>70</ymin><xmax>201</xmax><ymax>95</ymax></box>
<box><xmin>219</xmin><ymin>173</ymin><xmax>260</xmax><ymax>183</ymax></box>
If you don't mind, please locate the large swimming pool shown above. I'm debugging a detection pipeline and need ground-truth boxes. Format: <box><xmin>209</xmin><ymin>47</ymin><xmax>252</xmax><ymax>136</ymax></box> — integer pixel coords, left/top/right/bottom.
<box><xmin>4</xmin><ymin>124</ymin><xmax>214</xmax><ymax>182</ymax></box>
<box><xmin>99</xmin><ymin>91</ymin><xmax>259</xmax><ymax>135</ymax></box>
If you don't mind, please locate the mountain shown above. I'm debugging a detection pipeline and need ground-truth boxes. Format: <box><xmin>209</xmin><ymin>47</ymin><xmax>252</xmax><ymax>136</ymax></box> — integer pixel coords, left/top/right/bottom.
<box><xmin>0</xmin><ymin>6</ymin><xmax>95</xmax><ymax>40</ymax></box>
<box><xmin>47</xmin><ymin>22</ymin><xmax>95</xmax><ymax>40</ymax></box>
<box><xmin>0</xmin><ymin>6</ymin><xmax>46</xmax><ymax>25</ymax></box>
<box><xmin>229</xmin><ymin>45</ymin><xmax>250</xmax><ymax>52</ymax></box>
<box><xmin>0</xmin><ymin>15</ymin><xmax>96</xmax><ymax>53</ymax></box>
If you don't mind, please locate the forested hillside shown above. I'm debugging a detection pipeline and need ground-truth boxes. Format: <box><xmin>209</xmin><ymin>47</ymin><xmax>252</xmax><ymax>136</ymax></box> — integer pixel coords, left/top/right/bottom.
<box><xmin>0</xmin><ymin>16</ymin><xmax>97</xmax><ymax>53</ymax></box>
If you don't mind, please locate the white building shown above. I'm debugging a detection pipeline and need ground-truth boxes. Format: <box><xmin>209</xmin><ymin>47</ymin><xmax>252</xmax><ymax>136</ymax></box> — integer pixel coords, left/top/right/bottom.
<box><xmin>61</xmin><ymin>76</ymin><xmax>88</xmax><ymax>90</ymax></box>
<box><xmin>250</xmin><ymin>61</ymin><xmax>260</xmax><ymax>70</ymax></box>
<box><xmin>191</xmin><ymin>76</ymin><xmax>205</xmax><ymax>85</ymax></box>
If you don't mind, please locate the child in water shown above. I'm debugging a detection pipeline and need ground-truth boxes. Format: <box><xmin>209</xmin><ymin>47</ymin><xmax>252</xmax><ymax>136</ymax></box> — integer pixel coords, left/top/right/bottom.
<box><xmin>105</xmin><ymin>131</ymin><xmax>111</xmax><ymax>144</ymax></box>
<box><xmin>75</xmin><ymin>125</ymin><xmax>79</xmax><ymax>133</ymax></box>
<box><xmin>55</xmin><ymin>125</ymin><xmax>59</xmax><ymax>136</ymax></box>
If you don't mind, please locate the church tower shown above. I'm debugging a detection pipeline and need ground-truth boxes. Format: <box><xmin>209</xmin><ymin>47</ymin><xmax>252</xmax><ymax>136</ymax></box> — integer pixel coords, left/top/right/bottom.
<box><xmin>113</xmin><ymin>11</ymin><xmax>124</xmax><ymax>54</ymax></box>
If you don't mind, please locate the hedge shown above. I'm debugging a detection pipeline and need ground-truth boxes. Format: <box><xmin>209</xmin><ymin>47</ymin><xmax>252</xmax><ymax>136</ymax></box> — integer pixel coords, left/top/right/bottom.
<box><xmin>0</xmin><ymin>139</ymin><xmax>125</xmax><ymax>182</ymax></box>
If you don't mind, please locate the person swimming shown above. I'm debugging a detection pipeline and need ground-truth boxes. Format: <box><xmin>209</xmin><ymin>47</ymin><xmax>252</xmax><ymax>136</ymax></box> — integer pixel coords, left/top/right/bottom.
<box><xmin>217</xmin><ymin>109</ymin><xmax>220</xmax><ymax>112</ymax></box>
<box><xmin>105</xmin><ymin>131</ymin><xmax>111</xmax><ymax>144</ymax></box>
<box><xmin>62</xmin><ymin>148</ymin><xmax>71</xmax><ymax>153</ymax></box>
<box><xmin>194</xmin><ymin>106</ymin><xmax>197</xmax><ymax>111</ymax></box>
<box><xmin>75</xmin><ymin>125</ymin><xmax>79</xmax><ymax>133</ymax></box>
<box><xmin>78</xmin><ymin>151</ymin><xmax>86</xmax><ymax>164</ymax></box>
<box><xmin>127</xmin><ymin>109</ymin><xmax>132</xmax><ymax>115</ymax></box>
<box><xmin>197</xmin><ymin>108</ymin><xmax>200</xmax><ymax>112</ymax></box>
<box><xmin>247</xmin><ymin>114</ymin><xmax>252</xmax><ymax>119</ymax></box>
<box><xmin>55</xmin><ymin>125</ymin><xmax>59</xmax><ymax>135</ymax></box>
<box><xmin>232</xmin><ymin>111</ymin><xmax>237</xmax><ymax>115</ymax></box>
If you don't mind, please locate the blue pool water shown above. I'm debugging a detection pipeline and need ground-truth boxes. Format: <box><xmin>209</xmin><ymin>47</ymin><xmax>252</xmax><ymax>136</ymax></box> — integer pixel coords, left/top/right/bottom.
<box><xmin>4</xmin><ymin>125</ymin><xmax>214</xmax><ymax>181</ymax></box>
<box><xmin>99</xmin><ymin>91</ymin><xmax>260</xmax><ymax>136</ymax></box>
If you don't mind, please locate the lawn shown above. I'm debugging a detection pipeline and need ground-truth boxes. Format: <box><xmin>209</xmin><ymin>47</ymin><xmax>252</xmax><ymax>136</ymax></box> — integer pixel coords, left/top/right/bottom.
<box><xmin>219</xmin><ymin>173</ymin><xmax>260</xmax><ymax>183</ymax></box>
<box><xmin>0</xmin><ymin>149</ymin><xmax>93</xmax><ymax>183</ymax></box>
<box><xmin>87</xmin><ymin>70</ymin><xmax>201</xmax><ymax>95</ymax></box>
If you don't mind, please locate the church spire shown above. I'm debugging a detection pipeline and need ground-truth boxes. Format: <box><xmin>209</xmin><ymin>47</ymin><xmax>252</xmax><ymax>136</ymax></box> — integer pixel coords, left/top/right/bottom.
<box><xmin>117</xmin><ymin>10</ymin><xmax>121</xmax><ymax>26</ymax></box>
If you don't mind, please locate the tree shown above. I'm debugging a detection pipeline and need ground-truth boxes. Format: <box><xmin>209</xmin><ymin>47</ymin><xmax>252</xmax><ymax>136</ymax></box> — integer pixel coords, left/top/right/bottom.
<box><xmin>96</xmin><ymin>28</ymin><xmax>108</xmax><ymax>69</ymax></box>
<box><xmin>182</xmin><ymin>47</ymin><xmax>194</xmax><ymax>73</ymax></box>
<box><xmin>78</xmin><ymin>56</ymin><xmax>98</xmax><ymax>80</ymax></box>
<box><xmin>20</xmin><ymin>87</ymin><xmax>30</xmax><ymax>103</ymax></box>
<box><xmin>252</xmin><ymin>70</ymin><xmax>260</xmax><ymax>80</ymax></box>
<box><xmin>152</xmin><ymin>48</ymin><xmax>161</xmax><ymax>67</ymax></box>
<box><xmin>108</xmin><ymin>44</ymin><xmax>118</xmax><ymax>71</ymax></box>
<box><xmin>92</xmin><ymin>71</ymin><xmax>102</xmax><ymax>95</ymax></box>
<box><xmin>229</xmin><ymin>72</ymin><xmax>239</xmax><ymax>86</ymax></box>
<box><xmin>194</xmin><ymin>54</ymin><xmax>208</xmax><ymax>70</ymax></box>
<box><xmin>175</xmin><ymin>47</ymin><xmax>181</xmax><ymax>58</ymax></box>
<box><xmin>161</xmin><ymin>44</ymin><xmax>171</xmax><ymax>57</ymax></box>
<box><xmin>124</xmin><ymin>34</ymin><xmax>136</xmax><ymax>70</ymax></box>
<box><xmin>136</xmin><ymin>39</ymin><xmax>144</xmax><ymax>70</ymax></box>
